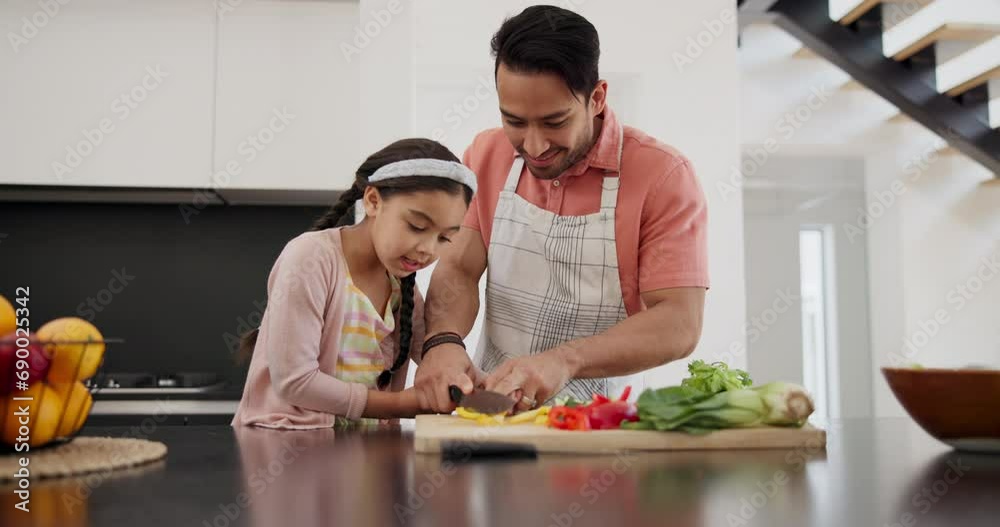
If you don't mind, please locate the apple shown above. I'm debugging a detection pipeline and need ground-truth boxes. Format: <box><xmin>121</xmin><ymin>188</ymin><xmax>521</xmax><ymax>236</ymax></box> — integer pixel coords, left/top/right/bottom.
<box><xmin>0</xmin><ymin>333</ymin><xmax>52</xmax><ymax>395</ymax></box>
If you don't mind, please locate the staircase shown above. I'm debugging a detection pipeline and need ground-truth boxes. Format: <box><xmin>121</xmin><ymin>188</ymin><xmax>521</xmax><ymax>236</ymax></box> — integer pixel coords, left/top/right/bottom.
<box><xmin>739</xmin><ymin>0</ymin><xmax>1000</xmax><ymax>175</ymax></box>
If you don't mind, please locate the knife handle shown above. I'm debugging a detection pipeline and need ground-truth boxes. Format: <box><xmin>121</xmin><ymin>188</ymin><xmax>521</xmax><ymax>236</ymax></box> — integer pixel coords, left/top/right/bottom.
<box><xmin>448</xmin><ymin>385</ymin><xmax>463</xmax><ymax>404</ymax></box>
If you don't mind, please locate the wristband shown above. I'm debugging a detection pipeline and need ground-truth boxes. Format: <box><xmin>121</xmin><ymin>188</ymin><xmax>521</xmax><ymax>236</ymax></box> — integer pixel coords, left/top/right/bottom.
<box><xmin>421</xmin><ymin>332</ymin><xmax>465</xmax><ymax>360</ymax></box>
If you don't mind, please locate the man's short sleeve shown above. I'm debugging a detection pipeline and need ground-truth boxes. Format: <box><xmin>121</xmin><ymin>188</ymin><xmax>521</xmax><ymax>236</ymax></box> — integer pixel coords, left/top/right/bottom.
<box><xmin>461</xmin><ymin>136</ymin><xmax>482</xmax><ymax>232</ymax></box>
<box><xmin>637</xmin><ymin>160</ymin><xmax>710</xmax><ymax>292</ymax></box>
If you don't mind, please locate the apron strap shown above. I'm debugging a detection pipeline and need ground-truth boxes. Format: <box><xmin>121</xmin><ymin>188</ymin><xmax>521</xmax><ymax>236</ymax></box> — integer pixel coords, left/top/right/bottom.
<box><xmin>505</xmin><ymin>123</ymin><xmax>622</xmax><ymax>210</ymax></box>
<box><xmin>600</xmin><ymin>124</ymin><xmax>625</xmax><ymax>213</ymax></box>
<box><xmin>503</xmin><ymin>157</ymin><xmax>524</xmax><ymax>192</ymax></box>
<box><xmin>600</xmin><ymin>177</ymin><xmax>619</xmax><ymax>212</ymax></box>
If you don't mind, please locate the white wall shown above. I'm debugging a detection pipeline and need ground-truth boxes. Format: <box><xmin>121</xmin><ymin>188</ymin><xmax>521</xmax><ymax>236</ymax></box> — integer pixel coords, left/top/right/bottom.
<box><xmin>865</xmin><ymin>130</ymin><xmax>1000</xmax><ymax>417</ymax></box>
<box><xmin>410</xmin><ymin>0</ymin><xmax>745</xmax><ymax>388</ymax></box>
<box><xmin>1</xmin><ymin>0</ymin><xmax>217</xmax><ymax>188</ymax></box>
<box><xmin>1</xmin><ymin>0</ymin><xmax>362</xmax><ymax>190</ymax></box>
<box><xmin>742</xmin><ymin>156</ymin><xmax>874</xmax><ymax>420</ymax></box>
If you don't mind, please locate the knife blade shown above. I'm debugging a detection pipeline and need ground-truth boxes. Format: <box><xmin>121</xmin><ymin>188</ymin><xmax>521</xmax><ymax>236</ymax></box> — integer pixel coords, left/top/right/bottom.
<box><xmin>449</xmin><ymin>385</ymin><xmax>516</xmax><ymax>414</ymax></box>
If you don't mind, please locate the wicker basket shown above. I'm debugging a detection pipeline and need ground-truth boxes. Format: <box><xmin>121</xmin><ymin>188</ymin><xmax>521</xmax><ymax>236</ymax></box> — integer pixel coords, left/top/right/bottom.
<box><xmin>0</xmin><ymin>336</ymin><xmax>122</xmax><ymax>452</ymax></box>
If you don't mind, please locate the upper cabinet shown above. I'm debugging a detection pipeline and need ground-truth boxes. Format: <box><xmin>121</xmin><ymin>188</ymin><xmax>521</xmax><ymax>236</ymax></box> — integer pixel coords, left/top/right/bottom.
<box><xmin>1</xmin><ymin>0</ymin><xmax>363</xmax><ymax>193</ymax></box>
<box><xmin>213</xmin><ymin>0</ymin><xmax>361</xmax><ymax>192</ymax></box>
<box><xmin>1</xmin><ymin>0</ymin><xmax>216</xmax><ymax>188</ymax></box>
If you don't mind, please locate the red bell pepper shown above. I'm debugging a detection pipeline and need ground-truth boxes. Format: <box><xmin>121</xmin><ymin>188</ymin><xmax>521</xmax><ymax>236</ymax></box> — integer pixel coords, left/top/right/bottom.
<box><xmin>581</xmin><ymin>385</ymin><xmax>638</xmax><ymax>430</ymax></box>
<box><xmin>584</xmin><ymin>400</ymin><xmax>639</xmax><ymax>429</ymax></box>
<box><xmin>548</xmin><ymin>386</ymin><xmax>638</xmax><ymax>431</ymax></box>
<box><xmin>548</xmin><ymin>406</ymin><xmax>591</xmax><ymax>431</ymax></box>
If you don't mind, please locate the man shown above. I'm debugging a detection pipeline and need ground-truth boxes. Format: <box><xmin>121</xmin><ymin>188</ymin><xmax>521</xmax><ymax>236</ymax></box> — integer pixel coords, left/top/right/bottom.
<box><xmin>414</xmin><ymin>5</ymin><xmax>709</xmax><ymax>414</ymax></box>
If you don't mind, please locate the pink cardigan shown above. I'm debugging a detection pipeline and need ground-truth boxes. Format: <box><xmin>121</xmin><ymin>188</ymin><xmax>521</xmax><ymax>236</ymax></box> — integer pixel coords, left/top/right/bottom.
<box><xmin>231</xmin><ymin>228</ymin><xmax>425</xmax><ymax>429</ymax></box>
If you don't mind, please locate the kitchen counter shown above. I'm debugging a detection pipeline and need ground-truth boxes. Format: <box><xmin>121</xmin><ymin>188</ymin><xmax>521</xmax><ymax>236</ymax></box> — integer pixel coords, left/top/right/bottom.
<box><xmin>7</xmin><ymin>418</ymin><xmax>999</xmax><ymax>526</ymax></box>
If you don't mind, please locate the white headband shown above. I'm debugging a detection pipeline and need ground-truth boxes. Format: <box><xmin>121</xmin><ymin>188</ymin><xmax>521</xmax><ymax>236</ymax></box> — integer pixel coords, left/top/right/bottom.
<box><xmin>369</xmin><ymin>159</ymin><xmax>477</xmax><ymax>194</ymax></box>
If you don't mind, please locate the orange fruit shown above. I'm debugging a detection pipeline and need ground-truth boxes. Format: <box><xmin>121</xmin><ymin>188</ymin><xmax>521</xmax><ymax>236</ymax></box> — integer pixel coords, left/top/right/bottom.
<box><xmin>1</xmin><ymin>382</ymin><xmax>66</xmax><ymax>447</ymax></box>
<box><xmin>38</xmin><ymin>317</ymin><xmax>105</xmax><ymax>382</ymax></box>
<box><xmin>53</xmin><ymin>381</ymin><xmax>92</xmax><ymax>437</ymax></box>
<box><xmin>0</xmin><ymin>295</ymin><xmax>15</xmax><ymax>337</ymax></box>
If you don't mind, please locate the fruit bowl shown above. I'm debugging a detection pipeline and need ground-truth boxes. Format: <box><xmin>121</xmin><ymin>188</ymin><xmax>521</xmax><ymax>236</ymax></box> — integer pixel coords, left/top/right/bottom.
<box><xmin>882</xmin><ymin>367</ymin><xmax>1000</xmax><ymax>453</ymax></box>
<box><xmin>1</xmin><ymin>332</ymin><xmax>122</xmax><ymax>452</ymax></box>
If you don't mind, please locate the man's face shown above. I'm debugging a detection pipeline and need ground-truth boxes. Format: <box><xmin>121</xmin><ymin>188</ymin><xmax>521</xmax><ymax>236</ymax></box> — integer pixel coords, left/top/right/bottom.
<box><xmin>496</xmin><ymin>63</ymin><xmax>605</xmax><ymax>180</ymax></box>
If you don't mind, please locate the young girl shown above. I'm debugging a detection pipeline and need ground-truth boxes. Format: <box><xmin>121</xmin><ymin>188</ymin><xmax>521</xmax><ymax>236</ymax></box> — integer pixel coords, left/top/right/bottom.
<box><xmin>231</xmin><ymin>138</ymin><xmax>476</xmax><ymax>429</ymax></box>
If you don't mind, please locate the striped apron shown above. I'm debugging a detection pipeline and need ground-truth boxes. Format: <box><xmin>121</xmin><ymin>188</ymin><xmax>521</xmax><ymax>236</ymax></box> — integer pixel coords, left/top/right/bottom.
<box><xmin>474</xmin><ymin>129</ymin><xmax>641</xmax><ymax>403</ymax></box>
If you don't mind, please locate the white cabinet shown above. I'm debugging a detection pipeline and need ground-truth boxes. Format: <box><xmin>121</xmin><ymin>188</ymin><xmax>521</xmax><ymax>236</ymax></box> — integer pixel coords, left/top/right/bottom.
<box><xmin>1</xmin><ymin>0</ymin><xmax>216</xmax><ymax>188</ymax></box>
<box><xmin>213</xmin><ymin>0</ymin><xmax>361</xmax><ymax>192</ymax></box>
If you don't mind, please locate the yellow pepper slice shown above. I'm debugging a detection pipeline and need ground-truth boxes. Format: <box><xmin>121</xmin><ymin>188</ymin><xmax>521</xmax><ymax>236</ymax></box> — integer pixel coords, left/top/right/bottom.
<box><xmin>455</xmin><ymin>407</ymin><xmax>484</xmax><ymax>420</ymax></box>
<box><xmin>507</xmin><ymin>405</ymin><xmax>552</xmax><ymax>424</ymax></box>
<box><xmin>455</xmin><ymin>405</ymin><xmax>551</xmax><ymax>426</ymax></box>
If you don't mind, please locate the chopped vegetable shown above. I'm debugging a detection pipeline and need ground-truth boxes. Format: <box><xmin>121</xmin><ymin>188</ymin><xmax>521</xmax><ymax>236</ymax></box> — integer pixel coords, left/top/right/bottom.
<box><xmin>681</xmin><ymin>360</ymin><xmax>753</xmax><ymax>396</ymax></box>
<box><xmin>454</xmin><ymin>406</ymin><xmax>550</xmax><ymax>426</ymax></box>
<box><xmin>622</xmin><ymin>381</ymin><xmax>814</xmax><ymax>434</ymax></box>
<box><xmin>507</xmin><ymin>406</ymin><xmax>551</xmax><ymax>424</ymax></box>
<box><xmin>545</xmin><ymin>386</ymin><xmax>637</xmax><ymax>431</ymax></box>
<box><xmin>548</xmin><ymin>406</ymin><xmax>591</xmax><ymax>431</ymax></box>
<box><xmin>585</xmin><ymin>400</ymin><xmax>638</xmax><ymax>429</ymax></box>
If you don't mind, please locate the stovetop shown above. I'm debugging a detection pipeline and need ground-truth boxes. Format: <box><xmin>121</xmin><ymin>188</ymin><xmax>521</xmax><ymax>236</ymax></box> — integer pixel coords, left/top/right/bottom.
<box><xmin>87</xmin><ymin>371</ymin><xmax>240</xmax><ymax>399</ymax></box>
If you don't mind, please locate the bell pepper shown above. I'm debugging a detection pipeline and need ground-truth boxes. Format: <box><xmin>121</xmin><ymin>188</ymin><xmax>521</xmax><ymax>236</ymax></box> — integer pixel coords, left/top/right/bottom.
<box><xmin>507</xmin><ymin>405</ymin><xmax>551</xmax><ymax>424</ymax></box>
<box><xmin>583</xmin><ymin>400</ymin><xmax>639</xmax><ymax>429</ymax></box>
<box><xmin>548</xmin><ymin>406</ymin><xmax>591</xmax><ymax>431</ymax></box>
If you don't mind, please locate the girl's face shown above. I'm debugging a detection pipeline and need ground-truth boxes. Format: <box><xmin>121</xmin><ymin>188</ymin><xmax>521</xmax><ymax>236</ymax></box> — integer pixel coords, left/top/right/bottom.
<box><xmin>361</xmin><ymin>186</ymin><xmax>468</xmax><ymax>278</ymax></box>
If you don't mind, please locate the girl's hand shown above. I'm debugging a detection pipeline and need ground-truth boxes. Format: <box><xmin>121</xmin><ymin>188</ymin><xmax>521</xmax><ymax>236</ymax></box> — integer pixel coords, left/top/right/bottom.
<box><xmin>414</xmin><ymin>342</ymin><xmax>477</xmax><ymax>414</ymax></box>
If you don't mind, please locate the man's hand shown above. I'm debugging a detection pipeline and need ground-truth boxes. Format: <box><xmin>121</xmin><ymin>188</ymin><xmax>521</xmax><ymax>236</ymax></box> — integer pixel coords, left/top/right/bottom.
<box><xmin>484</xmin><ymin>351</ymin><xmax>574</xmax><ymax>413</ymax></box>
<box><xmin>413</xmin><ymin>343</ymin><xmax>477</xmax><ymax>413</ymax></box>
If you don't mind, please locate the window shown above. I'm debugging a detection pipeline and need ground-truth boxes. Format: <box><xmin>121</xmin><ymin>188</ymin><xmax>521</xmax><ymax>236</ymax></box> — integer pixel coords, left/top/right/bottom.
<box><xmin>799</xmin><ymin>228</ymin><xmax>833</xmax><ymax>422</ymax></box>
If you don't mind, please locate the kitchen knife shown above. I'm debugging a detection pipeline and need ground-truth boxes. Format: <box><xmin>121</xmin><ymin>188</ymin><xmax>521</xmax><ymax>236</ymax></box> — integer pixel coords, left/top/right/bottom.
<box><xmin>449</xmin><ymin>385</ymin><xmax>516</xmax><ymax>414</ymax></box>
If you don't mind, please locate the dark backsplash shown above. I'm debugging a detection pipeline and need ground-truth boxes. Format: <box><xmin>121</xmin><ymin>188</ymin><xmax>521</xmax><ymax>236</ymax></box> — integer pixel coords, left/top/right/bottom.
<box><xmin>0</xmin><ymin>201</ymin><xmax>330</xmax><ymax>395</ymax></box>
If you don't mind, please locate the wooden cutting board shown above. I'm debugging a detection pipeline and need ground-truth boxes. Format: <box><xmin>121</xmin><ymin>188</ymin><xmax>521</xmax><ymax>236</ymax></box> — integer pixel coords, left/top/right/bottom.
<box><xmin>414</xmin><ymin>415</ymin><xmax>826</xmax><ymax>454</ymax></box>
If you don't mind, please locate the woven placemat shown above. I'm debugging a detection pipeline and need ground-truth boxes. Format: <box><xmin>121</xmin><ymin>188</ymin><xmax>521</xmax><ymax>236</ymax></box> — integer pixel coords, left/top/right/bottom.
<box><xmin>0</xmin><ymin>437</ymin><xmax>167</xmax><ymax>482</ymax></box>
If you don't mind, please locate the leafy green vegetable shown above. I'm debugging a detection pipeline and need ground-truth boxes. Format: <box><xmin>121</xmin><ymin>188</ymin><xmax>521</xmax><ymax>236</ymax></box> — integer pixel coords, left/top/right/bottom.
<box><xmin>625</xmin><ymin>381</ymin><xmax>815</xmax><ymax>434</ymax></box>
<box><xmin>680</xmin><ymin>360</ymin><xmax>753</xmax><ymax>396</ymax></box>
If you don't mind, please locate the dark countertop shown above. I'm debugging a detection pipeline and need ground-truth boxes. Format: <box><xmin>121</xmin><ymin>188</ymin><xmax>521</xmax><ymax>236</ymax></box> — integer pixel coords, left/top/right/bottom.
<box><xmin>6</xmin><ymin>417</ymin><xmax>999</xmax><ymax>526</ymax></box>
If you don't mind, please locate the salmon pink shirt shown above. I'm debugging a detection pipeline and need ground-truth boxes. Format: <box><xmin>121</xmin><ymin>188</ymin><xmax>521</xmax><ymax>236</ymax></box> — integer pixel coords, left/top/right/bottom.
<box><xmin>462</xmin><ymin>106</ymin><xmax>709</xmax><ymax>315</ymax></box>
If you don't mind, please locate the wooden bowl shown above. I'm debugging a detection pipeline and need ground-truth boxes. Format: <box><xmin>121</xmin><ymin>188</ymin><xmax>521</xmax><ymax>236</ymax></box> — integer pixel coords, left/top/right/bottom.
<box><xmin>882</xmin><ymin>367</ymin><xmax>1000</xmax><ymax>452</ymax></box>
